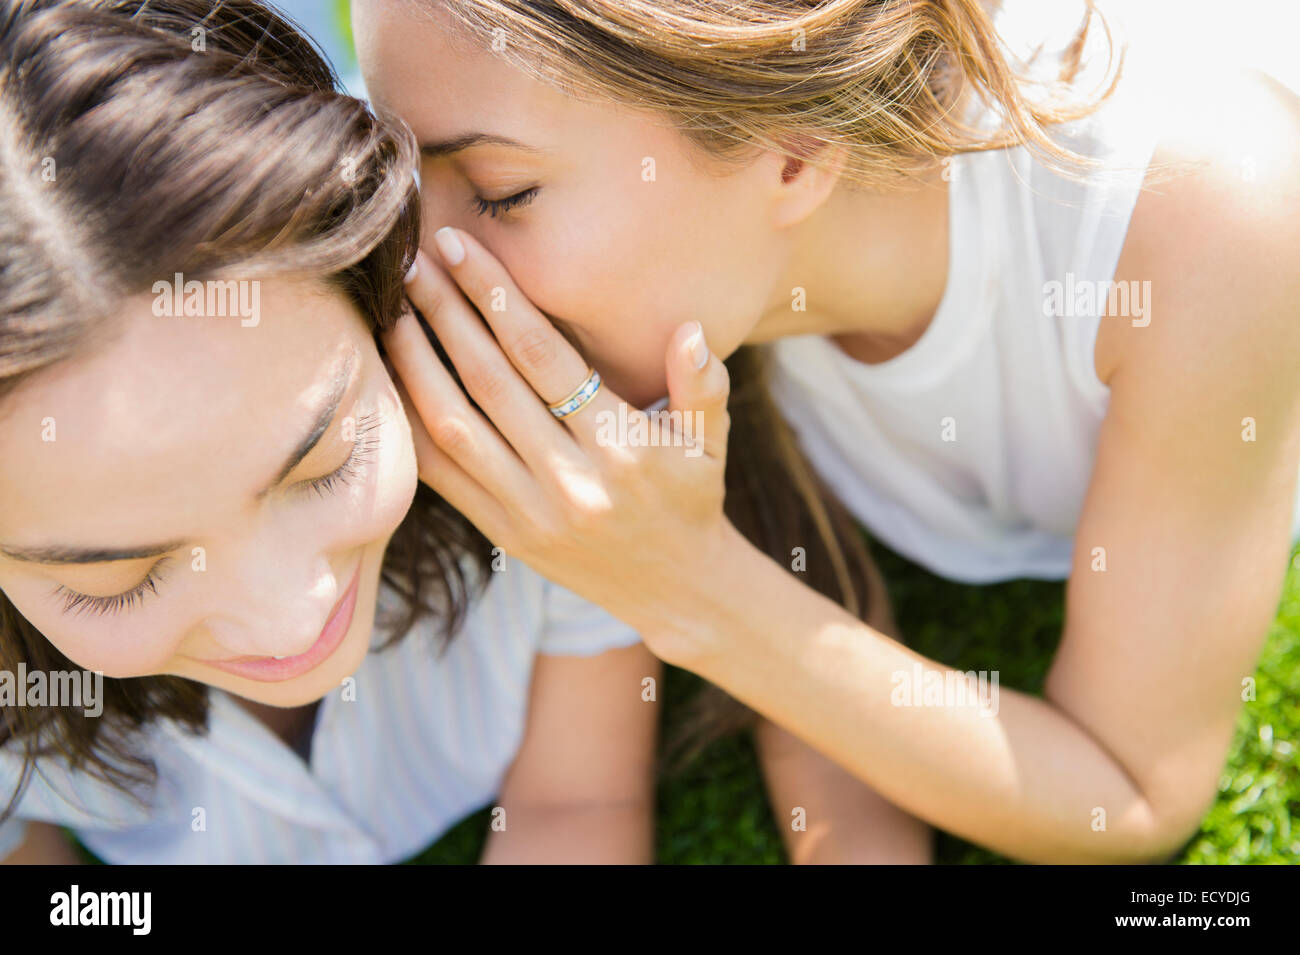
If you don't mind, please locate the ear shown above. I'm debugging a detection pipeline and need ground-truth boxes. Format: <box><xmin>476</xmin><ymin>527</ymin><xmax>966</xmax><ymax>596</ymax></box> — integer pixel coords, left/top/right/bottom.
<box><xmin>767</xmin><ymin>134</ymin><xmax>848</xmax><ymax>229</ymax></box>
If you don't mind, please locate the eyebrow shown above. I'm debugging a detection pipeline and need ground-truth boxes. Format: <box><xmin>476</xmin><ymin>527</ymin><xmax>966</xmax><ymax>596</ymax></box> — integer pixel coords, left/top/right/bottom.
<box><xmin>419</xmin><ymin>132</ymin><xmax>545</xmax><ymax>159</ymax></box>
<box><xmin>0</xmin><ymin>350</ymin><xmax>359</xmax><ymax>567</ymax></box>
<box><xmin>0</xmin><ymin>541</ymin><xmax>187</xmax><ymax>566</ymax></box>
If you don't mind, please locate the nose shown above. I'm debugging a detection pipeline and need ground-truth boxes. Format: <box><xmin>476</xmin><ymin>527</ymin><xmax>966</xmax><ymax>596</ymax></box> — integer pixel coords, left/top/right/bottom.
<box><xmin>418</xmin><ymin>187</ymin><xmax>481</xmax><ymax>244</ymax></box>
<box><xmin>200</xmin><ymin>551</ymin><xmax>343</xmax><ymax>660</ymax></box>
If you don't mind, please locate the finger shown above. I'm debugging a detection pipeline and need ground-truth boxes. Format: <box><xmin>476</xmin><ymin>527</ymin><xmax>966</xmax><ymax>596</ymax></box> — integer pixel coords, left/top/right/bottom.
<box><xmin>392</xmin><ymin>375</ymin><xmax>512</xmax><ymax>543</ymax></box>
<box><xmin>665</xmin><ymin>320</ymin><xmax>730</xmax><ymax>461</ymax></box>
<box><xmin>383</xmin><ymin>305</ymin><xmax>537</xmax><ymax>508</ymax></box>
<box><xmin>402</xmin><ymin>248</ymin><xmax>579</xmax><ymax>468</ymax></box>
<box><xmin>427</xmin><ymin>226</ymin><xmax>621</xmax><ymax>433</ymax></box>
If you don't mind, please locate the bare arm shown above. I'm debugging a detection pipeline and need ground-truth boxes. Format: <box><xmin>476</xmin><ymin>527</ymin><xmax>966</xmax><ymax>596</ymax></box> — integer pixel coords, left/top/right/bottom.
<box><xmin>672</xmin><ymin>72</ymin><xmax>1300</xmax><ymax>863</ymax></box>
<box><xmin>1</xmin><ymin>821</ymin><xmax>83</xmax><ymax>865</ymax></box>
<box><xmin>480</xmin><ymin>641</ymin><xmax>661</xmax><ymax>864</ymax></box>
<box><xmin>385</xmin><ymin>68</ymin><xmax>1300</xmax><ymax>866</ymax></box>
<box><xmin>753</xmin><ymin>553</ymin><xmax>932</xmax><ymax>865</ymax></box>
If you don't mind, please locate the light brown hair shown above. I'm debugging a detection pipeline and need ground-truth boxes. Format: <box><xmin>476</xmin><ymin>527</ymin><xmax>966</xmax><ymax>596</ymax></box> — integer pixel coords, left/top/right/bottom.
<box><xmin>434</xmin><ymin>0</ymin><xmax>1124</xmax><ymax>188</ymax></box>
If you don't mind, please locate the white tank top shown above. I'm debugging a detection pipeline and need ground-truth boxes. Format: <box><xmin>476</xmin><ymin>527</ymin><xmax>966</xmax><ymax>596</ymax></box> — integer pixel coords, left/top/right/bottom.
<box><xmin>767</xmin><ymin>43</ymin><xmax>1300</xmax><ymax>584</ymax></box>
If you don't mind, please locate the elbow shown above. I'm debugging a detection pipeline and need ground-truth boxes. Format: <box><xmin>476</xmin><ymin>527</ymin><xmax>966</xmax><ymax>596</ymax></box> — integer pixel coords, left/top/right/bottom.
<box><xmin>1130</xmin><ymin>810</ymin><xmax>1205</xmax><ymax>864</ymax></box>
<box><xmin>1066</xmin><ymin>803</ymin><xmax>1207</xmax><ymax>865</ymax></box>
<box><xmin>1124</xmin><ymin>780</ymin><xmax>1219</xmax><ymax>863</ymax></box>
<box><xmin>1020</xmin><ymin>793</ymin><xmax>1210</xmax><ymax>865</ymax></box>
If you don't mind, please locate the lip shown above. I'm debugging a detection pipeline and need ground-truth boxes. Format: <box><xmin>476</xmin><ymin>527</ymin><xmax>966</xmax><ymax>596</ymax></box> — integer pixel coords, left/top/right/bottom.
<box><xmin>204</xmin><ymin>563</ymin><xmax>363</xmax><ymax>684</ymax></box>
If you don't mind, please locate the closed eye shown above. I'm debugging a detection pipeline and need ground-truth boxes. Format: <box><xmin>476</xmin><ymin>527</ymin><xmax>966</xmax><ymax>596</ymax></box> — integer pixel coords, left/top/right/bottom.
<box><xmin>471</xmin><ymin>187</ymin><xmax>539</xmax><ymax>219</ymax></box>
<box><xmin>297</xmin><ymin>411</ymin><xmax>385</xmax><ymax>498</ymax></box>
<box><xmin>48</xmin><ymin>413</ymin><xmax>386</xmax><ymax>618</ymax></box>
<box><xmin>53</xmin><ymin>558</ymin><xmax>170</xmax><ymax>617</ymax></box>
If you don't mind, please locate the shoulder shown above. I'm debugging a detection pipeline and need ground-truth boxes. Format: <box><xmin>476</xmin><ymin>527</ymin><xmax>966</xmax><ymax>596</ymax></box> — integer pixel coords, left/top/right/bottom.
<box><xmin>1098</xmin><ymin>68</ymin><xmax>1300</xmax><ymax>390</ymax></box>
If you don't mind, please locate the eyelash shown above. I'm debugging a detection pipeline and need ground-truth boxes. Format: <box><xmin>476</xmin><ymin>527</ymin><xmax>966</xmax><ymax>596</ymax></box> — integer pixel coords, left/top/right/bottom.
<box><xmin>51</xmin><ymin>412</ymin><xmax>387</xmax><ymax>617</ymax></box>
<box><xmin>300</xmin><ymin>410</ymin><xmax>385</xmax><ymax>498</ymax></box>
<box><xmin>53</xmin><ymin>559</ymin><xmax>170</xmax><ymax>618</ymax></box>
<box><xmin>471</xmin><ymin>187</ymin><xmax>539</xmax><ymax>219</ymax></box>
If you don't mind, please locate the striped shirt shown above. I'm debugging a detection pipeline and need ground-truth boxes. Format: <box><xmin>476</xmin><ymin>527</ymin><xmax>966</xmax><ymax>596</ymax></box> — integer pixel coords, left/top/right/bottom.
<box><xmin>0</xmin><ymin>561</ymin><xmax>642</xmax><ymax>863</ymax></box>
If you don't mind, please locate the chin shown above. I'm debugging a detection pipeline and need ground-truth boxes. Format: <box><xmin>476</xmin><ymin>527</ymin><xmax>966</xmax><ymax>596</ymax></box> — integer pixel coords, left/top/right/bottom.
<box><xmin>278</xmin><ymin>611</ymin><xmax>375</xmax><ymax>707</ymax></box>
<box><xmin>602</xmin><ymin>367</ymin><xmax>669</xmax><ymax>411</ymax></box>
<box><xmin>193</xmin><ymin>620</ymin><xmax>372</xmax><ymax>707</ymax></box>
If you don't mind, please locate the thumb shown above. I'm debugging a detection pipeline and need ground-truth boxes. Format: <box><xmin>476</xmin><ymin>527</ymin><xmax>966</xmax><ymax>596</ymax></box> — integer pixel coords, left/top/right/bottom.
<box><xmin>665</xmin><ymin>320</ymin><xmax>730</xmax><ymax>461</ymax></box>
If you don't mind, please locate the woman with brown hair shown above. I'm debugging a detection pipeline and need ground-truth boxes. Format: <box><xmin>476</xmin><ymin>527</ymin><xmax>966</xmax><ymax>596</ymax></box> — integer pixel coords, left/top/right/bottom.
<box><xmin>0</xmin><ymin>0</ymin><xmax>659</xmax><ymax>864</ymax></box>
<box><xmin>357</xmin><ymin>0</ymin><xmax>1300</xmax><ymax>863</ymax></box>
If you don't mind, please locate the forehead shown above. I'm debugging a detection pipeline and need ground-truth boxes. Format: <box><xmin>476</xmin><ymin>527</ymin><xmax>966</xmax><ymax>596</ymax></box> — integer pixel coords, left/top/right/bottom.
<box><xmin>353</xmin><ymin>1</ymin><xmax>675</xmax><ymax>153</ymax></box>
<box><xmin>0</xmin><ymin>278</ymin><xmax>359</xmax><ymax>544</ymax></box>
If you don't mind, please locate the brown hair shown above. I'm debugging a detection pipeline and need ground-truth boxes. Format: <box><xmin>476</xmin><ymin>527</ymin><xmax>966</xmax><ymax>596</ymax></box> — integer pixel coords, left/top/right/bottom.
<box><xmin>430</xmin><ymin>0</ymin><xmax>1128</xmax><ymax>765</ymax></box>
<box><xmin>0</xmin><ymin>0</ymin><xmax>489</xmax><ymax>815</ymax></box>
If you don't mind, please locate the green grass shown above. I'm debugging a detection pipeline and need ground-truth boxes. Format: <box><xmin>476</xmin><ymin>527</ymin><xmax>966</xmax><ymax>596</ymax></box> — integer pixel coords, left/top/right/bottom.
<box><xmin>408</xmin><ymin>537</ymin><xmax>1300</xmax><ymax>865</ymax></box>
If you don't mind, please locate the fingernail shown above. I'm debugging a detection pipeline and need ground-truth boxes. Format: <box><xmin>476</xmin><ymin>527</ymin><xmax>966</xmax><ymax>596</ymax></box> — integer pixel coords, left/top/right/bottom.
<box><xmin>433</xmin><ymin>226</ymin><xmax>466</xmax><ymax>266</ymax></box>
<box><xmin>688</xmin><ymin>321</ymin><xmax>709</xmax><ymax>369</ymax></box>
<box><xmin>404</xmin><ymin>257</ymin><xmax>418</xmax><ymax>283</ymax></box>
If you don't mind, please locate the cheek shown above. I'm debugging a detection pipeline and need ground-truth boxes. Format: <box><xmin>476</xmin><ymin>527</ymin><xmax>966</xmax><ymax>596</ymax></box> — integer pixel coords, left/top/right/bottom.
<box><xmin>492</xmin><ymin>181</ymin><xmax>771</xmax><ymax>402</ymax></box>
<box><xmin>370</xmin><ymin>382</ymin><xmax>420</xmax><ymax>537</ymax></box>
<box><xmin>510</xmin><ymin>255</ymin><xmax>671</xmax><ymax>403</ymax></box>
<box><xmin>0</xmin><ymin>584</ymin><xmax>184</xmax><ymax>678</ymax></box>
<box><xmin>494</xmin><ymin>206</ymin><xmax>698</xmax><ymax>402</ymax></box>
